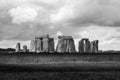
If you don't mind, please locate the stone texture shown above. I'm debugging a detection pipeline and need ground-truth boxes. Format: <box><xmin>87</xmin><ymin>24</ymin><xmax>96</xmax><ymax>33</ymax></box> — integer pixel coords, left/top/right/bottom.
<box><xmin>15</xmin><ymin>43</ymin><xmax>21</xmax><ymax>52</ymax></box>
<box><xmin>35</xmin><ymin>35</ymin><xmax>49</xmax><ymax>38</ymax></box>
<box><xmin>36</xmin><ymin>39</ymin><xmax>40</xmax><ymax>52</ymax></box>
<box><xmin>56</xmin><ymin>36</ymin><xmax>76</xmax><ymax>53</ymax></box>
<box><xmin>78</xmin><ymin>40</ymin><xmax>84</xmax><ymax>53</ymax></box>
<box><xmin>91</xmin><ymin>40</ymin><xmax>99</xmax><ymax>53</ymax></box>
<box><xmin>43</xmin><ymin>38</ymin><xmax>49</xmax><ymax>52</ymax></box>
<box><xmin>78</xmin><ymin>38</ymin><xmax>91</xmax><ymax>53</ymax></box>
<box><xmin>49</xmin><ymin>38</ymin><xmax>54</xmax><ymax>52</ymax></box>
<box><xmin>30</xmin><ymin>35</ymin><xmax>54</xmax><ymax>52</ymax></box>
<box><xmin>30</xmin><ymin>40</ymin><xmax>36</xmax><ymax>52</ymax></box>
<box><xmin>23</xmin><ymin>45</ymin><xmax>28</xmax><ymax>52</ymax></box>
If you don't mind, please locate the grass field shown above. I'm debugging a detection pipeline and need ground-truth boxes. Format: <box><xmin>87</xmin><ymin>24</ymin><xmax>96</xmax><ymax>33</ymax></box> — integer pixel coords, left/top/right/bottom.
<box><xmin>0</xmin><ymin>53</ymin><xmax>120</xmax><ymax>80</ymax></box>
<box><xmin>0</xmin><ymin>71</ymin><xmax>120</xmax><ymax>80</ymax></box>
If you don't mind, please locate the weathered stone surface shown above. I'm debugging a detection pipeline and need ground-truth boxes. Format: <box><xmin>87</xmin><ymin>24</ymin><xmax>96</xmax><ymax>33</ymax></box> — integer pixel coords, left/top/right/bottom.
<box><xmin>86</xmin><ymin>39</ymin><xmax>91</xmax><ymax>52</ymax></box>
<box><xmin>58</xmin><ymin>36</ymin><xmax>73</xmax><ymax>39</ymax></box>
<box><xmin>78</xmin><ymin>38</ymin><xmax>91</xmax><ymax>53</ymax></box>
<box><xmin>23</xmin><ymin>45</ymin><xmax>28</xmax><ymax>52</ymax></box>
<box><xmin>30</xmin><ymin>35</ymin><xmax>54</xmax><ymax>52</ymax></box>
<box><xmin>56</xmin><ymin>36</ymin><xmax>76</xmax><ymax>53</ymax></box>
<box><xmin>15</xmin><ymin>43</ymin><xmax>21</xmax><ymax>52</ymax></box>
<box><xmin>30</xmin><ymin>40</ymin><xmax>36</xmax><ymax>52</ymax></box>
<box><xmin>43</xmin><ymin>38</ymin><xmax>49</xmax><ymax>52</ymax></box>
<box><xmin>49</xmin><ymin>38</ymin><xmax>54</xmax><ymax>52</ymax></box>
<box><xmin>78</xmin><ymin>40</ymin><xmax>84</xmax><ymax>53</ymax></box>
<box><xmin>36</xmin><ymin>39</ymin><xmax>40</xmax><ymax>52</ymax></box>
<box><xmin>35</xmin><ymin>35</ymin><xmax>49</xmax><ymax>38</ymax></box>
<box><xmin>91</xmin><ymin>40</ymin><xmax>99</xmax><ymax>53</ymax></box>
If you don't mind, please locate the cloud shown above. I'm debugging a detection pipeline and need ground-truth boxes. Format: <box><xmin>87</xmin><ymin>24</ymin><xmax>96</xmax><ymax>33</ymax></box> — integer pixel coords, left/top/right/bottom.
<box><xmin>76</xmin><ymin>26</ymin><xmax>120</xmax><ymax>50</ymax></box>
<box><xmin>50</xmin><ymin>4</ymin><xmax>74</xmax><ymax>23</ymax></box>
<box><xmin>50</xmin><ymin>0</ymin><xmax>120</xmax><ymax>27</ymax></box>
<box><xmin>100</xmin><ymin>38</ymin><xmax>120</xmax><ymax>51</ymax></box>
<box><xmin>9</xmin><ymin>5</ymin><xmax>38</xmax><ymax>24</ymax></box>
<box><xmin>78</xmin><ymin>26</ymin><xmax>120</xmax><ymax>41</ymax></box>
<box><xmin>1</xmin><ymin>0</ymin><xmax>120</xmax><ymax>25</ymax></box>
<box><xmin>1</xmin><ymin>0</ymin><xmax>120</xmax><ymax>50</ymax></box>
<box><xmin>0</xmin><ymin>23</ymin><xmax>39</xmax><ymax>41</ymax></box>
<box><xmin>4</xmin><ymin>0</ymin><xmax>120</xmax><ymax>26</ymax></box>
<box><xmin>56</xmin><ymin>31</ymin><xmax>63</xmax><ymax>36</ymax></box>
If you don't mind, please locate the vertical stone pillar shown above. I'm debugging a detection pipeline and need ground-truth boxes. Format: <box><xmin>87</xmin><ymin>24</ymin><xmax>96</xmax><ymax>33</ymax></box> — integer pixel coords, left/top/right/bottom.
<box><xmin>78</xmin><ymin>40</ymin><xmax>84</xmax><ymax>53</ymax></box>
<box><xmin>66</xmin><ymin>39</ymin><xmax>70</xmax><ymax>52</ymax></box>
<box><xmin>23</xmin><ymin>45</ymin><xmax>27</xmax><ymax>52</ymax></box>
<box><xmin>34</xmin><ymin>38</ymin><xmax>38</xmax><ymax>52</ymax></box>
<box><xmin>94</xmin><ymin>40</ymin><xmax>99</xmax><ymax>53</ymax></box>
<box><xmin>90</xmin><ymin>40</ymin><xmax>99</xmax><ymax>53</ymax></box>
<box><xmin>95</xmin><ymin>40</ymin><xmax>99</xmax><ymax>52</ymax></box>
<box><xmin>91</xmin><ymin>41</ymin><xmax>94</xmax><ymax>53</ymax></box>
<box><xmin>49</xmin><ymin>38</ymin><xmax>54</xmax><ymax>52</ymax></box>
<box><xmin>83</xmin><ymin>40</ymin><xmax>86</xmax><ymax>52</ymax></box>
<box><xmin>16</xmin><ymin>43</ymin><xmax>21</xmax><ymax>52</ymax></box>
<box><xmin>43</xmin><ymin>38</ymin><xmax>49</xmax><ymax>52</ymax></box>
<box><xmin>36</xmin><ymin>39</ymin><xmax>42</xmax><ymax>52</ymax></box>
<box><xmin>56</xmin><ymin>38</ymin><xmax>63</xmax><ymax>52</ymax></box>
<box><xmin>69</xmin><ymin>39</ymin><xmax>76</xmax><ymax>53</ymax></box>
<box><xmin>30</xmin><ymin>40</ymin><xmax>35</xmax><ymax>52</ymax></box>
<box><xmin>86</xmin><ymin>39</ymin><xmax>91</xmax><ymax>53</ymax></box>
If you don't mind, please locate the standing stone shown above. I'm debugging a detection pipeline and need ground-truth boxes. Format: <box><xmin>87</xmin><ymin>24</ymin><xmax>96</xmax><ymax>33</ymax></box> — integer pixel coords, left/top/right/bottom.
<box><xmin>30</xmin><ymin>35</ymin><xmax>54</xmax><ymax>53</ymax></box>
<box><xmin>49</xmin><ymin>38</ymin><xmax>54</xmax><ymax>52</ymax></box>
<box><xmin>36</xmin><ymin>39</ymin><xmax>42</xmax><ymax>52</ymax></box>
<box><xmin>78</xmin><ymin>38</ymin><xmax>91</xmax><ymax>53</ymax></box>
<box><xmin>16</xmin><ymin>43</ymin><xmax>21</xmax><ymax>52</ymax></box>
<box><xmin>56</xmin><ymin>36</ymin><xmax>76</xmax><ymax>53</ymax></box>
<box><xmin>43</xmin><ymin>38</ymin><xmax>49</xmax><ymax>52</ymax></box>
<box><xmin>91</xmin><ymin>40</ymin><xmax>99</xmax><ymax>53</ymax></box>
<box><xmin>85</xmin><ymin>39</ymin><xmax>91</xmax><ymax>52</ymax></box>
<box><xmin>78</xmin><ymin>40</ymin><xmax>84</xmax><ymax>53</ymax></box>
<box><xmin>56</xmin><ymin>38</ymin><xmax>63</xmax><ymax>52</ymax></box>
<box><xmin>66</xmin><ymin>39</ymin><xmax>70</xmax><ymax>52</ymax></box>
<box><xmin>70</xmin><ymin>39</ymin><xmax>76</xmax><ymax>52</ymax></box>
<box><xmin>23</xmin><ymin>45</ymin><xmax>28</xmax><ymax>52</ymax></box>
<box><xmin>30</xmin><ymin>40</ymin><xmax>36</xmax><ymax>52</ymax></box>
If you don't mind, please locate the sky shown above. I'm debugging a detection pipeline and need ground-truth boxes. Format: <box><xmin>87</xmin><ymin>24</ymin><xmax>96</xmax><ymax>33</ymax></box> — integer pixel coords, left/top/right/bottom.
<box><xmin>0</xmin><ymin>0</ymin><xmax>120</xmax><ymax>51</ymax></box>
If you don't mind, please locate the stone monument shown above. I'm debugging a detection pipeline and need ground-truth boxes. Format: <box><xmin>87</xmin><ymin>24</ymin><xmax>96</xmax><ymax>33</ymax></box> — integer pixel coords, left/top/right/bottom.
<box><xmin>56</xmin><ymin>36</ymin><xmax>76</xmax><ymax>53</ymax></box>
<box><xmin>78</xmin><ymin>38</ymin><xmax>91</xmax><ymax>53</ymax></box>
<box><xmin>91</xmin><ymin>40</ymin><xmax>99</xmax><ymax>53</ymax></box>
<box><xmin>23</xmin><ymin>45</ymin><xmax>28</xmax><ymax>52</ymax></box>
<box><xmin>30</xmin><ymin>35</ymin><xmax>54</xmax><ymax>53</ymax></box>
<box><xmin>15</xmin><ymin>43</ymin><xmax>21</xmax><ymax>52</ymax></box>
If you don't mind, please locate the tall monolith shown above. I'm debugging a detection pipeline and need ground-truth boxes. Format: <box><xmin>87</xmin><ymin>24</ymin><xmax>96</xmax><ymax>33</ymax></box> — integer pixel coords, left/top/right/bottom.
<box><xmin>23</xmin><ymin>45</ymin><xmax>28</xmax><ymax>52</ymax></box>
<box><xmin>15</xmin><ymin>43</ymin><xmax>21</xmax><ymax>52</ymax></box>
<box><xmin>30</xmin><ymin>40</ymin><xmax>36</xmax><ymax>52</ymax></box>
<box><xmin>49</xmin><ymin>38</ymin><xmax>54</xmax><ymax>52</ymax></box>
<box><xmin>91</xmin><ymin>40</ymin><xmax>99</xmax><ymax>53</ymax></box>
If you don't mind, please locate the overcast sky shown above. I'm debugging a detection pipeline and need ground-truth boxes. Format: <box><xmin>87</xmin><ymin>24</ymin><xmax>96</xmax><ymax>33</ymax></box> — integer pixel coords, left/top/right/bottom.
<box><xmin>0</xmin><ymin>0</ymin><xmax>120</xmax><ymax>51</ymax></box>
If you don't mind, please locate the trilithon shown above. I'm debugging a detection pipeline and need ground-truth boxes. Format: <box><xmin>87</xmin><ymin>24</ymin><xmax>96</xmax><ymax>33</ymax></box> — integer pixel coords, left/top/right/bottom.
<box><xmin>56</xmin><ymin>36</ymin><xmax>76</xmax><ymax>53</ymax></box>
<box><xmin>78</xmin><ymin>38</ymin><xmax>91</xmax><ymax>53</ymax></box>
<box><xmin>30</xmin><ymin>35</ymin><xmax>54</xmax><ymax>53</ymax></box>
